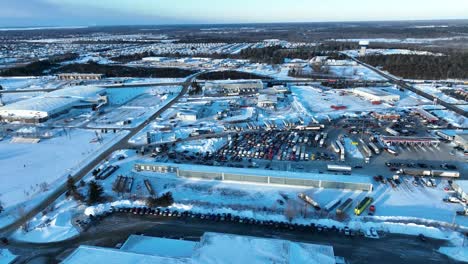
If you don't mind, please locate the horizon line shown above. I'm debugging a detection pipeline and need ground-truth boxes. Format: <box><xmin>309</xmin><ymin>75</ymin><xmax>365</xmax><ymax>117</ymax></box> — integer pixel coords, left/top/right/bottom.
<box><xmin>2</xmin><ymin>18</ymin><xmax>468</xmax><ymax>30</ymax></box>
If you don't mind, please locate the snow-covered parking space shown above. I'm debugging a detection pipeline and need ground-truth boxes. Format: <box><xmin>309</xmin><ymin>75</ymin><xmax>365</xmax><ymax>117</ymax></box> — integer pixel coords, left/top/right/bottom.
<box><xmin>291</xmin><ymin>86</ymin><xmax>425</xmax><ymax>119</ymax></box>
<box><xmin>87</xmin><ymin>91</ymin><xmax>178</xmax><ymax>129</ymax></box>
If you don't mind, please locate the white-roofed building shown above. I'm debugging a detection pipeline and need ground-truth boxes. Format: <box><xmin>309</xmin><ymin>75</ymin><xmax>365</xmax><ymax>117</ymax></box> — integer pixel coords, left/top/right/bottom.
<box><xmin>63</xmin><ymin>232</ymin><xmax>340</xmax><ymax>264</ymax></box>
<box><xmin>0</xmin><ymin>86</ymin><xmax>106</xmax><ymax>123</ymax></box>
<box><xmin>352</xmin><ymin>88</ymin><xmax>400</xmax><ymax>103</ymax></box>
<box><xmin>204</xmin><ymin>80</ymin><xmax>263</xmax><ymax>96</ymax></box>
<box><xmin>257</xmin><ymin>94</ymin><xmax>278</xmax><ymax>109</ymax></box>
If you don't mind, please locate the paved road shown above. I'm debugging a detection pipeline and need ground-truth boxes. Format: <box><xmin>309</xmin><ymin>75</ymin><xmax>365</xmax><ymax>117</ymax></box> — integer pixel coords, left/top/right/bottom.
<box><xmin>345</xmin><ymin>55</ymin><xmax>468</xmax><ymax>118</ymax></box>
<box><xmin>5</xmin><ymin>213</ymin><xmax>459</xmax><ymax>264</ymax></box>
<box><xmin>0</xmin><ymin>76</ymin><xmax>197</xmax><ymax>236</ymax></box>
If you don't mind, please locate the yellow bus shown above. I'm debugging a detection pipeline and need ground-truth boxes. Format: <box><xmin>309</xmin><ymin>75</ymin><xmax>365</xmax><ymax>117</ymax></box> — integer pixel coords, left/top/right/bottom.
<box><xmin>354</xmin><ymin>197</ymin><xmax>373</xmax><ymax>216</ymax></box>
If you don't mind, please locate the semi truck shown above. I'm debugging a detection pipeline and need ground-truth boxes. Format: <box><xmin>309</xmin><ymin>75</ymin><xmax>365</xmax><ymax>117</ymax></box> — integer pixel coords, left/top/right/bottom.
<box><xmin>324</xmin><ymin>198</ymin><xmax>342</xmax><ymax>212</ymax></box>
<box><xmin>401</xmin><ymin>168</ymin><xmax>459</xmax><ymax>178</ymax></box>
<box><xmin>385</xmin><ymin>127</ymin><xmax>400</xmax><ymax>136</ymax></box>
<box><xmin>336</xmin><ymin>198</ymin><xmax>353</xmax><ymax>215</ymax></box>
<box><xmin>435</xmin><ymin>131</ymin><xmax>454</xmax><ymax>141</ymax></box>
<box><xmin>331</xmin><ymin>141</ymin><xmax>340</xmax><ymax>153</ymax></box>
<box><xmin>336</xmin><ymin>140</ymin><xmax>345</xmax><ymax>162</ymax></box>
<box><xmin>385</xmin><ymin>146</ymin><xmax>398</xmax><ymax>156</ymax></box>
<box><xmin>368</xmin><ymin>142</ymin><xmax>380</xmax><ymax>155</ymax></box>
<box><xmin>327</xmin><ymin>165</ymin><xmax>352</xmax><ymax>172</ymax></box>
<box><xmin>144</xmin><ymin>179</ymin><xmax>156</xmax><ymax>196</ymax></box>
<box><xmin>298</xmin><ymin>193</ymin><xmax>321</xmax><ymax>210</ymax></box>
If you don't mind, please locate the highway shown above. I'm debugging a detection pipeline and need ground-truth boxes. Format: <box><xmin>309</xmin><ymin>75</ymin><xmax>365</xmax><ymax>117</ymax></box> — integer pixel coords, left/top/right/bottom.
<box><xmin>346</xmin><ymin>55</ymin><xmax>468</xmax><ymax>118</ymax></box>
<box><xmin>0</xmin><ymin>74</ymin><xmax>199</xmax><ymax>236</ymax></box>
<box><xmin>4</xmin><ymin>214</ymin><xmax>459</xmax><ymax>264</ymax></box>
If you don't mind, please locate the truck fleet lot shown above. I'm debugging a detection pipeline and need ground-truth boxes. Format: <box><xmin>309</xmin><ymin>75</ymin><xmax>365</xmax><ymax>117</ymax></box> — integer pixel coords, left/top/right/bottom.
<box><xmin>0</xmin><ymin>32</ymin><xmax>467</xmax><ymax>263</ymax></box>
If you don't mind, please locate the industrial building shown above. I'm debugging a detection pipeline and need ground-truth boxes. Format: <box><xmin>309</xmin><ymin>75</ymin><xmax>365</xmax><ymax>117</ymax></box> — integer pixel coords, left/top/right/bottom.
<box><xmin>352</xmin><ymin>88</ymin><xmax>400</xmax><ymax>103</ymax></box>
<box><xmin>63</xmin><ymin>232</ymin><xmax>340</xmax><ymax>264</ymax></box>
<box><xmin>359</xmin><ymin>40</ymin><xmax>370</xmax><ymax>56</ymax></box>
<box><xmin>413</xmin><ymin>108</ymin><xmax>439</xmax><ymax>123</ymax></box>
<box><xmin>0</xmin><ymin>86</ymin><xmax>107</xmax><ymax>123</ymax></box>
<box><xmin>135</xmin><ymin>163</ymin><xmax>373</xmax><ymax>192</ymax></box>
<box><xmin>257</xmin><ymin>94</ymin><xmax>278</xmax><ymax>109</ymax></box>
<box><xmin>57</xmin><ymin>73</ymin><xmax>103</xmax><ymax>80</ymax></box>
<box><xmin>454</xmin><ymin>134</ymin><xmax>468</xmax><ymax>151</ymax></box>
<box><xmin>176</xmin><ymin>110</ymin><xmax>200</xmax><ymax>121</ymax></box>
<box><xmin>380</xmin><ymin>136</ymin><xmax>440</xmax><ymax>146</ymax></box>
<box><xmin>204</xmin><ymin>80</ymin><xmax>263</xmax><ymax>96</ymax></box>
<box><xmin>372</xmin><ymin>112</ymin><xmax>400</xmax><ymax>121</ymax></box>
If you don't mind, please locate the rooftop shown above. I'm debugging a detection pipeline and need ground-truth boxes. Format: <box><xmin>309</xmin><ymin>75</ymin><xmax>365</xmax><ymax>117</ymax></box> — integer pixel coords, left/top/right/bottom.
<box><xmin>63</xmin><ymin>232</ymin><xmax>337</xmax><ymax>264</ymax></box>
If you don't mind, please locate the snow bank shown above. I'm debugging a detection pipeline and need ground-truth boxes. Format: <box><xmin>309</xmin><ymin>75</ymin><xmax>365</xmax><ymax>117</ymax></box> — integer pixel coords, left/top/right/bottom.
<box><xmin>176</xmin><ymin>138</ymin><xmax>226</xmax><ymax>154</ymax></box>
<box><xmin>0</xmin><ymin>249</ymin><xmax>17</xmax><ymax>264</ymax></box>
<box><xmin>439</xmin><ymin>246</ymin><xmax>468</xmax><ymax>262</ymax></box>
<box><xmin>0</xmin><ymin>129</ymin><xmax>127</xmax><ymax>209</ymax></box>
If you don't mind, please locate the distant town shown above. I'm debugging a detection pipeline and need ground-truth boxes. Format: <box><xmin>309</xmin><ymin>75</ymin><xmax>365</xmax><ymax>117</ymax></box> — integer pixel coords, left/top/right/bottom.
<box><xmin>0</xmin><ymin>21</ymin><xmax>467</xmax><ymax>264</ymax></box>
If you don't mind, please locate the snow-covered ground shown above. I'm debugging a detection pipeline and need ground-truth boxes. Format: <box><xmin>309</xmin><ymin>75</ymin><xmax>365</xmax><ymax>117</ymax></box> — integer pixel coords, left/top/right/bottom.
<box><xmin>0</xmin><ymin>249</ymin><xmax>17</xmax><ymax>264</ymax></box>
<box><xmin>290</xmin><ymin>85</ymin><xmax>429</xmax><ymax>120</ymax></box>
<box><xmin>431</xmin><ymin>109</ymin><xmax>467</xmax><ymax>128</ymax></box>
<box><xmin>327</xmin><ymin>65</ymin><xmax>386</xmax><ymax>81</ymax></box>
<box><xmin>0</xmin><ymin>129</ymin><xmax>128</xmax><ymax>210</ymax></box>
<box><xmin>61</xmin><ymin>54</ymin><xmax>116</xmax><ymax>65</ymax></box>
<box><xmin>439</xmin><ymin>246</ymin><xmax>468</xmax><ymax>262</ymax></box>
<box><xmin>332</xmin><ymin>36</ymin><xmax>468</xmax><ymax>44</ymax></box>
<box><xmin>344</xmin><ymin>138</ymin><xmax>363</xmax><ymax>160</ymax></box>
<box><xmin>11</xmin><ymin>198</ymin><xmax>79</xmax><ymax>243</ymax></box>
<box><xmin>415</xmin><ymin>84</ymin><xmax>466</xmax><ymax>105</ymax></box>
<box><xmin>343</xmin><ymin>49</ymin><xmax>443</xmax><ymax>57</ymax></box>
<box><xmin>88</xmin><ymin>92</ymin><xmax>177</xmax><ymax>129</ymax></box>
<box><xmin>176</xmin><ymin>138</ymin><xmax>226</xmax><ymax>154</ymax></box>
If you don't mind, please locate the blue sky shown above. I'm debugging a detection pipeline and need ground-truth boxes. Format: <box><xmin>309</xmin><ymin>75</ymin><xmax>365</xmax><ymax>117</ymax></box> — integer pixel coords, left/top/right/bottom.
<box><xmin>1</xmin><ymin>0</ymin><xmax>467</xmax><ymax>27</ymax></box>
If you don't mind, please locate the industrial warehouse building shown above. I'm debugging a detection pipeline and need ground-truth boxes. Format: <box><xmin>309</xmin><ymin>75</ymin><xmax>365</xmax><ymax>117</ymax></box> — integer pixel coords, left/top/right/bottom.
<box><xmin>0</xmin><ymin>86</ymin><xmax>107</xmax><ymax>123</ymax></box>
<box><xmin>352</xmin><ymin>87</ymin><xmax>400</xmax><ymax>103</ymax></box>
<box><xmin>204</xmin><ymin>80</ymin><xmax>263</xmax><ymax>96</ymax></box>
<box><xmin>135</xmin><ymin>163</ymin><xmax>373</xmax><ymax>191</ymax></box>
<box><xmin>57</xmin><ymin>73</ymin><xmax>103</xmax><ymax>80</ymax></box>
<box><xmin>257</xmin><ymin>94</ymin><xmax>278</xmax><ymax>109</ymax></box>
<box><xmin>63</xmin><ymin>232</ymin><xmax>340</xmax><ymax>264</ymax></box>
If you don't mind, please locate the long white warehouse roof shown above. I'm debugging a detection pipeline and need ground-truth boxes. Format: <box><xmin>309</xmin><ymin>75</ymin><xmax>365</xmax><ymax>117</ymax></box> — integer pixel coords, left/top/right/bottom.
<box><xmin>63</xmin><ymin>232</ymin><xmax>337</xmax><ymax>264</ymax></box>
<box><xmin>0</xmin><ymin>86</ymin><xmax>105</xmax><ymax>119</ymax></box>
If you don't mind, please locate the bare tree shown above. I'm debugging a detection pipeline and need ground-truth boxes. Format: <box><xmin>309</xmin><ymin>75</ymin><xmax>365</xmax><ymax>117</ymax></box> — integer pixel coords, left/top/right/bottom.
<box><xmin>39</xmin><ymin>182</ymin><xmax>49</xmax><ymax>192</ymax></box>
<box><xmin>284</xmin><ymin>200</ymin><xmax>298</xmax><ymax>222</ymax></box>
<box><xmin>17</xmin><ymin>205</ymin><xmax>30</xmax><ymax>232</ymax></box>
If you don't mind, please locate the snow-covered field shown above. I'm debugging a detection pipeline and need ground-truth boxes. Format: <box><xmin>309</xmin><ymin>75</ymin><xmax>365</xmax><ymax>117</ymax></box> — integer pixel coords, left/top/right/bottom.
<box><xmin>439</xmin><ymin>246</ymin><xmax>468</xmax><ymax>262</ymax></box>
<box><xmin>332</xmin><ymin>36</ymin><xmax>468</xmax><ymax>44</ymax></box>
<box><xmin>0</xmin><ymin>129</ymin><xmax>127</xmax><ymax>209</ymax></box>
<box><xmin>11</xmin><ymin>198</ymin><xmax>79</xmax><ymax>243</ymax></box>
<box><xmin>343</xmin><ymin>49</ymin><xmax>443</xmax><ymax>57</ymax></box>
<box><xmin>327</xmin><ymin>65</ymin><xmax>386</xmax><ymax>81</ymax></box>
<box><xmin>0</xmin><ymin>249</ymin><xmax>17</xmax><ymax>264</ymax></box>
<box><xmin>290</xmin><ymin>85</ymin><xmax>429</xmax><ymax>119</ymax></box>
<box><xmin>415</xmin><ymin>84</ymin><xmax>466</xmax><ymax>105</ymax></box>
<box><xmin>431</xmin><ymin>109</ymin><xmax>467</xmax><ymax>128</ymax></box>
